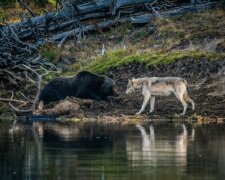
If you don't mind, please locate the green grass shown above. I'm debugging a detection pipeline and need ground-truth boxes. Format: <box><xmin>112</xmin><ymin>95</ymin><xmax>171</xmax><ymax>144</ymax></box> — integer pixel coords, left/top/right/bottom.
<box><xmin>82</xmin><ymin>49</ymin><xmax>223</xmax><ymax>74</ymax></box>
<box><xmin>40</xmin><ymin>44</ymin><xmax>60</xmax><ymax>64</ymax></box>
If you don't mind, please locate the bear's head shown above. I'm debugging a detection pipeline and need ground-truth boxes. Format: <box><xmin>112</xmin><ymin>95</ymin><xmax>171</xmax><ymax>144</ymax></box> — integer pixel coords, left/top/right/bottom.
<box><xmin>101</xmin><ymin>77</ymin><xmax>119</xmax><ymax>98</ymax></box>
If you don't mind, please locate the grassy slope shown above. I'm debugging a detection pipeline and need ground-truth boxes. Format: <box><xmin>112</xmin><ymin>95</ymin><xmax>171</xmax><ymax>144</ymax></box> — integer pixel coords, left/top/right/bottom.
<box><xmin>84</xmin><ymin>50</ymin><xmax>222</xmax><ymax>74</ymax></box>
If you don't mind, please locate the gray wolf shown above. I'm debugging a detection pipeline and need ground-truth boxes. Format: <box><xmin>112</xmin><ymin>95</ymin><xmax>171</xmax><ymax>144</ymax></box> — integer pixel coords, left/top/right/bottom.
<box><xmin>126</xmin><ymin>77</ymin><xmax>195</xmax><ymax>115</ymax></box>
<box><xmin>39</xmin><ymin>71</ymin><xmax>119</xmax><ymax>105</ymax></box>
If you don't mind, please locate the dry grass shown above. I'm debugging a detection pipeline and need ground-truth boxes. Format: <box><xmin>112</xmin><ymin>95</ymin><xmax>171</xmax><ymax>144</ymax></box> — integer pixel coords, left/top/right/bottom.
<box><xmin>127</xmin><ymin>8</ymin><xmax>225</xmax><ymax>52</ymax></box>
<box><xmin>0</xmin><ymin>1</ymin><xmax>55</xmax><ymax>24</ymax></box>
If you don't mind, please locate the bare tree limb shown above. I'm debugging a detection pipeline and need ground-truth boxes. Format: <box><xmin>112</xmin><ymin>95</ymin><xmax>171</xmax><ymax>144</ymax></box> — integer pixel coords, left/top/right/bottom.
<box><xmin>2</xmin><ymin>65</ymin><xmax>52</xmax><ymax>114</ymax></box>
<box><xmin>22</xmin><ymin>65</ymin><xmax>51</xmax><ymax>112</ymax></box>
<box><xmin>0</xmin><ymin>98</ymin><xmax>28</xmax><ymax>103</ymax></box>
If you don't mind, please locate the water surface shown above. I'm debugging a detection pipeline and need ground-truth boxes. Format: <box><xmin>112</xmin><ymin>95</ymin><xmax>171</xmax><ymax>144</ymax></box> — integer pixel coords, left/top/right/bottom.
<box><xmin>0</xmin><ymin>121</ymin><xmax>225</xmax><ymax>180</ymax></box>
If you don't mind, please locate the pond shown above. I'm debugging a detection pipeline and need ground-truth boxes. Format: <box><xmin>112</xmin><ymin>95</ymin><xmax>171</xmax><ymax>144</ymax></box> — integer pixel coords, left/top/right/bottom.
<box><xmin>0</xmin><ymin>120</ymin><xmax>225</xmax><ymax>180</ymax></box>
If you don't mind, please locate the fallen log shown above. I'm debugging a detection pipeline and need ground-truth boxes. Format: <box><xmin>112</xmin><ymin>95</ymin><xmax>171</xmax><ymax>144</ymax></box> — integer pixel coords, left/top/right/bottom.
<box><xmin>11</xmin><ymin>0</ymin><xmax>156</xmax><ymax>31</ymax></box>
<box><xmin>51</xmin><ymin>2</ymin><xmax>214</xmax><ymax>47</ymax></box>
<box><xmin>130</xmin><ymin>2</ymin><xmax>214</xmax><ymax>23</ymax></box>
<box><xmin>111</xmin><ymin>0</ymin><xmax>157</xmax><ymax>15</ymax></box>
<box><xmin>51</xmin><ymin>18</ymin><xmax>127</xmax><ymax>46</ymax></box>
<box><xmin>6</xmin><ymin>0</ymin><xmax>199</xmax><ymax>41</ymax></box>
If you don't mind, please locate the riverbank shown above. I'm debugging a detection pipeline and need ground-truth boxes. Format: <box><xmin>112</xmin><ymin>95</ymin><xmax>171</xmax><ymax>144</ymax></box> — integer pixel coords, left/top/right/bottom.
<box><xmin>0</xmin><ymin>7</ymin><xmax>225</xmax><ymax>123</ymax></box>
<box><xmin>68</xmin><ymin>57</ymin><xmax>225</xmax><ymax>123</ymax></box>
<box><xmin>20</xmin><ymin>55</ymin><xmax>225</xmax><ymax>124</ymax></box>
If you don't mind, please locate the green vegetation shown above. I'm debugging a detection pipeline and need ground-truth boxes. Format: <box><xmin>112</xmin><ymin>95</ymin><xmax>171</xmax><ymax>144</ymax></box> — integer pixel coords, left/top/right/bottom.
<box><xmin>0</xmin><ymin>103</ymin><xmax>8</xmax><ymax>114</ymax></box>
<box><xmin>40</xmin><ymin>44</ymin><xmax>60</xmax><ymax>64</ymax></box>
<box><xmin>83</xmin><ymin>49</ymin><xmax>223</xmax><ymax>73</ymax></box>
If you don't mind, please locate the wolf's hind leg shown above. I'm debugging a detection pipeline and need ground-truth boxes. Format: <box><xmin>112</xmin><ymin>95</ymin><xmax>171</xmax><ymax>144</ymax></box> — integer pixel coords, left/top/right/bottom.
<box><xmin>189</xmin><ymin>98</ymin><xmax>195</xmax><ymax>110</ymax></box>
<box><xmin>149</xmin><ymin>96</ymin><xmax>155</xmax><ymax>113</ymax></box>
<box><xmin>136</xmin><ymin>94</ymin><xmax>151</xmax><ymax>115</ymax></box>
<box><xmin>175</xmin><ymin>93</ymin><xmax>187</xmax><ymax>115</ymax></box>
<box><xmin>184</xmin><ymin>93</ymin><xmax>195</xmax><ymax>110</ymax></box>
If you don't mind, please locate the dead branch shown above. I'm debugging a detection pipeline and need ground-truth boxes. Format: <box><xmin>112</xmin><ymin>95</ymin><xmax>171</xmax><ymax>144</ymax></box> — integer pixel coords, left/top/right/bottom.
<box><xmin>5</xmin><ymin>91</ymin><xmax>30</xmax><ymax>113</ymax></box>
<box><xmin>9</xmin><ymin>102</ymin><xmax>31</xmax><ymax>113</ymax></box>
<box><xmin>23</xmin><ymin>65</ymin><xmax>51</xmax><ymax>112</ymax></box>
<box><xmin>0</xmin><ymin>97</ymin><xmax>28</xmax><ymax>104</ymax></box>
<box><xmin>5</xmin><ymin>65</ymin><xmax>51</xmax><ymax>114</ymax></box>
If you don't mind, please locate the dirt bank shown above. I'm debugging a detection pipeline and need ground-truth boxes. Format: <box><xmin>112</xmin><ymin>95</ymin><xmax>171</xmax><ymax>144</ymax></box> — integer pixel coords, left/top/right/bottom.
<box><xmin>66</xmin><ymin>58</ymin><xmax>225</xmax><ymax>122</ymax></box>
<box><xmin>1</xmin><ymin>58</ymin><xmax>225</xmax><ymax>124</ymax></box>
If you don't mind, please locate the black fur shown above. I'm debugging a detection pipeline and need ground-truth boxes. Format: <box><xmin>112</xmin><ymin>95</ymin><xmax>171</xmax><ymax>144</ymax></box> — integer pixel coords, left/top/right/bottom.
<box><xmin>39</xmin><ymin>71</ymin><xmax>118</xmax><ymax>105</ymax></box>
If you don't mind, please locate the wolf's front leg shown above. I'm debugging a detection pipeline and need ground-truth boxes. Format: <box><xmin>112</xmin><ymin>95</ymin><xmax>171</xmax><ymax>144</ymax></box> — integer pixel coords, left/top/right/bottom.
<box><xmin>136</xmin><ymin>94</ymin><xmax>151</xmax><ymax>115</ymax></box>
<box><xmin>149</xmin><ymin>96</ymin><xmax>155</xmax><ymax>113</ymax></box>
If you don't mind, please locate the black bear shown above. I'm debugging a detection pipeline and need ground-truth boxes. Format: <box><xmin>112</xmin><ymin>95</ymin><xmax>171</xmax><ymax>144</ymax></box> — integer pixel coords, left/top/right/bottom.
<box><xmin>39</xmin><ymin>71</ymin><xmax>118</xmax><ymax>105</ymax></box>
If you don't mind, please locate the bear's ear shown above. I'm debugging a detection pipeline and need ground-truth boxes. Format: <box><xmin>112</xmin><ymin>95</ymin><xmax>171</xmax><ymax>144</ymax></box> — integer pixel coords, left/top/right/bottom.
<box><xmin>38</xmin><ymin>101</ymin><xmax>44</xmax><ymax>110</ymax></box>
<box><xmin>108</xmin><ymin>74</ymin><xmax>114</xmax><ymax>79</ymax></box>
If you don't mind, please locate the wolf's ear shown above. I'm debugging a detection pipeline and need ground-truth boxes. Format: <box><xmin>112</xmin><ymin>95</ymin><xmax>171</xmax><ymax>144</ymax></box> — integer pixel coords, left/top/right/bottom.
<box><xmin>38</xmin><ymin>101</ymin><xmax>44</xmax><ymax>110</ymax></box>
<box><xmin>132</xmin><ymin>77</ymin><xmax>135</xmax><ymax>80</ymax></box>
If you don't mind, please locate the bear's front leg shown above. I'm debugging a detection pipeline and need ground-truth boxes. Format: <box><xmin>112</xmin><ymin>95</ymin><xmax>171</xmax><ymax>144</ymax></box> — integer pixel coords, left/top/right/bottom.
<box><xmin>88</xmin><ymin>92</ymin><xmax>102</xmax><ymax>101</ymax></box>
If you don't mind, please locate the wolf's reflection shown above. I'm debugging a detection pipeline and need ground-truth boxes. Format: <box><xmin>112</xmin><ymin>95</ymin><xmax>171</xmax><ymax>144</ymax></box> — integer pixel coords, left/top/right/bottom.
<box><xmin>125</xmin><ymin>124</ymin><xmax>155</xmax><ymax>164</ymax></box>
<box><xmin>126</xmin><ymin>124</ymin><xmax>195</xmax><ymax>167</ymax></box>
<box><xmin>175</xmin><ymin>124</ymin><xmax>188</xmax><ymax>166</ymax></box>
<box><xmin>136</xmin><ymin>124</ymin><xmax>154</xmax><ymax>151</ymax></box>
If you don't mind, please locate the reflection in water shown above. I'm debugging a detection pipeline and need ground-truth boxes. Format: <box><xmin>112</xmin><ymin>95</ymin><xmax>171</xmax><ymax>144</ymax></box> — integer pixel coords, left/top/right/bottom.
<box><xmin>126</xmin><ymin>124</ymin><xmax>156</xmax><ymax>165</ymax></box>
<box><xmin>9</xmin><ymin>122</ymin><xmax>44</xmax><ymax>179</ymax></box>
<box><xmin>1</xmin><ymin>121</ymin><xmax>225</xmax><ymax>179</ymax></box>
<box><xmin>175</xmin><ymin>124</ymin><xmax>187</xmax><ymax>166</ymax></box>
<box><xmin>126</xmin><ymin>124</ymin><xmax>192</xmax><ymax>168</ymax></box>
